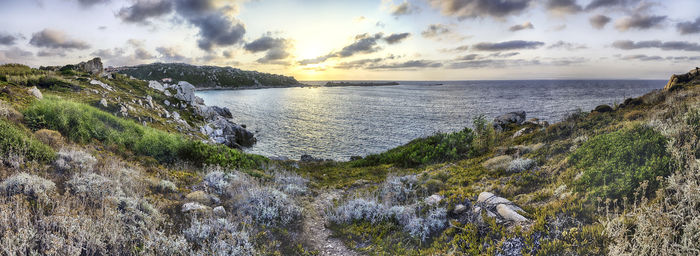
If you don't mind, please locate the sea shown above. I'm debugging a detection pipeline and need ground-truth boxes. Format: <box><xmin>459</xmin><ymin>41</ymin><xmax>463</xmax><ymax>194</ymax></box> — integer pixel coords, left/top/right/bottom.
<box><xmin>196</xmin><ymin>80</ymin><xmax>665</xmax><ymax>161</ymax></box>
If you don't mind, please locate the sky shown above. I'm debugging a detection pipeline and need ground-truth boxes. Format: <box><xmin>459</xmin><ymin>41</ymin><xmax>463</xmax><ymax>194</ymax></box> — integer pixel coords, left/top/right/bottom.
<box><xmin>0</xmin><ymin>0</ymin><xmax>699</xmax><ymax>80</ymax></box>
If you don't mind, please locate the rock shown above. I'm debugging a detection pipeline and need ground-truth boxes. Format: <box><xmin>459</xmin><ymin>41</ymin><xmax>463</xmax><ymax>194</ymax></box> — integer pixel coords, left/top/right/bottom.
<box><xmin>213</xmin><ymin>206</ymin><xmax>226</xmax><ymax>217</ymax></box>
<box><xmin>425</xmin><ymin>194</ymin><xmax>444</xmax><ymax>205</ymax></box>
<box><xmin>186</xmin><ymin>191</ymin><xmax>213</xmax><ymax>205</ymax></box>
<box><xmin>76</xmin><ymin>57</ymin><xmax>103</xmax><ymax>75</ymax></box>
<box><xmin>496</xmin><ymin>204</ymin><xmax>528</xmax><ymax>222</ymax></box>
<box><xmin>454</xmin><ymin>204</ymin><xmax>467</xmax><ymax>214</ymax></box>
<box><xmin>164</xmin><ymin>100</ymin><xmax>170</xmax><ymax>106</ymax></box>
<box><xmin>300</xmin><ymin>154</ymin><xmax>322</xmax><ymax>162</ymax></box>
<box><xmin>99</xmin><ymin>98</ymin><xmax>108</xmax><ymax>108</ymax></box>
<box><xmin>90</xmin><ymin>79</ymin><xmax>113</xmax><ymax>91</ymax></box>
<box><xmin>523</xmin><ymin>118</ymin><xmax>548</xmax><ymax>127</ymax></box>
<box><xmin>620</xmin><ymin>97</ymin><xmax>643</xmax><ymax>108</ymax></box>
<box><xmin>202</xmin><ymin>118</ymin><xmax>256</xmax><ymax>148</ymax></box>
<box><xmin>148</xmin><ymin>81</ymin><xmax>165</xmax><ymax>92</ymax></box>
<box><xmin>512</xmin><ymin>127</ymin><xmax>533</xmax><ymax>138</ymax></box>
<box><xmin>592</xmin><ymin>104</ymin><xmax>613</xmax><ymax>113</ymax></box>
<box><xmin>664</xmin><ymin>67</ymin><xmax>700</xmax><ymax>91</ymax></box>
<box><xmin>493</xmin><ymin>111</ymin><xmax>526</xmax><ymax>131</ymax></box>
<box><xmin>145</xmin><ymin>95</ymin><xmax>154</xmax><ymax>108</ymax></box>
<box><xmin>181</xmin><ymin>202</ymin><xmax>209</xmax><ymax>213</ymax></box>
<box><xmin>27</xmin><ymin>86</ymin><xmax>42</xmax><ymax>99</ymax></box>
<box><xmin>211</xmin><ymin>106</ymin><xmax>233</xmax><ymax>119</ymax></box>
<box><xmin>174</xmin><ymin>81</ymin><xmax>197</xmax><ymax>104</ymax></box>
<box><xmin>119</xmin><ymin>105</ymin><xmax>128</xmax><ymax>117</ymax></box>
<box><xmin>350</xmin><ymin>155</ymin><xmax>363</xmax><ymax>161</ymax></box>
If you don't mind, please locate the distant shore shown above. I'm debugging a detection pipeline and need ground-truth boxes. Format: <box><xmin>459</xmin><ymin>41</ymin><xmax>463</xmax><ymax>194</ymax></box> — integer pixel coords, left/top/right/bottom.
<box><xmin>194</xmin><ymin>84</ymin><xmax>305</xmax><ymax>91</ymax></box>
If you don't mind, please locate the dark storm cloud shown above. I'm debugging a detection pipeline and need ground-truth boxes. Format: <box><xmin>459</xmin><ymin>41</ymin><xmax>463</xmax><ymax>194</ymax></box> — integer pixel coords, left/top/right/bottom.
<box><xmin>117</xmin><ymin>0</ymin><xmax>173</xmax><ymax>23</ymax></box>
<box><xmin>421</xmin><ymin>24</ymin><xmax>450</xmax><ymax>38</ymax></box>
<box><xmin>163</xmin><ymin>0</ymin><xmax>247</xmax><ymax>51</ymax></box>
<box><xmin>584</xmin><ymin>0</ymin><xmax>639</xmax><ymax>11</ymax></box>
<box><xmin>29</xmin><ymin>29</ymin><xmax>90</xmax><ymax>50</ymax></box>
<box><xmin>612</xmin><ymin>40</ymin><xmax>700</xmax><ymax>51</ymax></box>
<box><xmin>589</xmin><ymin>15</ymin><xmax>612</xmax><ymax>29</ymax></box>
<box><xmin>384</xmin><ymin>33</ymin><xmax>411</xmax><ymax>44</ymax></box>
<box><xmin>546</xmin><ymin>0</ymin><xmax>582</xmax><ymax>14</ymax></box>
<box><xmin>299</xmin><ymin>33</ymin><xmax>410</xmax><ymax>65</ymax></box>
<box><xmin>37</xmin><ymin>50</ymin><xmax>66</xmax><ymax>57</ymax></box>
<box><xmin>367</xmin><ymin>60</ymin><xmax>442</xmax><ymax>70</ymax></box>
<box><xmin>509</xmin><ymin>22</ymin><xmax>534</xmax><ymax>32</ymax></box>
<box><xmin>472</xmin><ymin>40</ymin><xmax>544</xmax><ymax>51</ymax></box>
<box><xmin>244</xmin><ymin>35</ymin><xmax>291</xmax><ymax>64</ymax></box>
<box><xmin>677</xmin><ymin>17</ymin><xmax>700</xmax><ymax>35</ymax></box>
<box><xmin>0</xmin><ymin>33</ymin><xmax>17</xmax><ymax>45</ymax></box>
<box><xmin>615</xmin><ymin>14</ymin><xmax>666</xmax><ymax>31</ymax></box>
<box><xmin>427</xmin><ymin>0</ymin><xmax>532</xmax><ymax>20</ymax></box>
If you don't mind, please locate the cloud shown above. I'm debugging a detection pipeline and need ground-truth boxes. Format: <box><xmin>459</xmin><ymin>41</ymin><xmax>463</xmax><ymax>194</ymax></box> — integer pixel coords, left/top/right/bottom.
<box><xmin>448</xmin><ymin>59</ymin><xmax>541</xmax><ymax>69</ymax></box>
<box><xmin>117</xmin><ymin>0</ymin><xmax>173</xmax><ymax>23</ymax></box>
<box><xmin>91</xmin><ymin>48</ymin><xmax>125</xmax><ymax>59</ymax></box>
<box><xmin>585</xmin><ymin>0</ymin><xmax>639</xmax><ymax>11</ymax></box>
<box><xmin>334</xmin><ymin>58</ymin><xmax>385</xmax><ymax>69</ymax></box>
<box><xmin>589</xmin><ymin>14</ymin><xmax>611</xmax><ymax>29</ymax></box>
<box><xmin>612</xmin><ymin>40</ymin><xmax>700</xmax><ymax>51</ymax></box>
<box><xmin>677</xmin><ymin>17</ymin><xmax>700</xmax><ymax>35</ymax></box>
<box><xmin>76</xmin><ymin>0</ymin><xmax>109</xmax><ymax>7</ymax></box>
<box><xmin>427</xmin><ymin>0</ymin><xmax>532</xmax><ymax>20</ymax></box>
<box><xmin>156</xmin><ymin>46</ymin><xmax>188</xmax><ymax>62</ymax></box>
<box><xmin>546</xmin><ymin>0</ymin><xmax>582</xmax><ymax>14</ymax></box>
<box><xmin>620</xmin><ymin>54</ymin><xmax>663</xmax><ymax>61</ymax></box>
<box><xmin>384</xmin><ymin>33</ymin><xmax>411</xmax><ymax>44</ymax></box>
<box><xmin>456</xmin><ymin>54</ymin><xmax>479</xmax><ymax>61</ymax></box>
<box><xmin>29</xmin><ymin>29</ymin><xmax>90</xmax><ymax>50</ymax></box>
<box><xmin>299</xmin><ymin>33</ymin><xmax>385</xmax><ymax>65</ymax></box>
<box><xmin>421</xmin><ymin>24</ymin><xmax>450</xmax><ymax>38</ymax></box>
<box><xmin>0</xmin><ymin>33</ymin><xmax>17</xmax><ymax>45</ymax></box>
<box><xmin>172</xmin><ymin>0</ymin><xmax>246</xmax><ymax>51</ymax></box>
<box><xmin>472</xmin><ymin>40</ymin><xmax>544</xmax><ymax>51</ymax></box>
<box><xmin>0</xmin><ymin>47</ymin><xmax>34</xmax><ymax>61</ymax></box>
<box><xmin>547</xmin><ymin>41</ymin><xmax>587</xmax><ymax>50</ymax></box>
<box><xmin>388</xmin><ymin>1</ymin><xmax>417</xmax><ymax>17</ymax></box>
<box><xmin>37</xmin><ymin>50</ymin><xmax>66</xmax><ymax>57</ymax></box>
<box><xmin>614</xmin><ymin>14</ymin><xmax>666</xmax><ymax>31</ymax></box>
<box><xmin>509</xmin><ymin>22</ymin><xmax>534</xmax><ymax>32</ymax></box>
<box><xmin>367</xmin><ymin>60</ymin><xmax>442</xmax><ymax>70</ymax></box>
<box><xmin>244</xmin><ymin>35</ymin><xmax>291</xmax><ymax>64</ymax></box>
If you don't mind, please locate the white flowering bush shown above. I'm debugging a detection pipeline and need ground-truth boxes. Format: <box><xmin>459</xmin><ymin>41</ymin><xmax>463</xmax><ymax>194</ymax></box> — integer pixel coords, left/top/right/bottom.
<box><xmin>54</xmin><ymin>148</ymin><xmax>96</xmax><ymax>172</ymax></box>
<box><xmin>507</xmin><ymin>158</ymin><xmax>536</xmax><ymax>173</ymax></box>
<box><xmin>0</xmin><ymin>172</ymin><xmax>55</xmax><ymax>201</ymax></box>
<box><xmin>184</xmin><ymin>217</ymin><xmax>254</xmax><ymax>255</ymax></box>
<box><xmin>238</xmin><ymin>187</ymin><xmax>302</xmax><ymax>226</ymax></box>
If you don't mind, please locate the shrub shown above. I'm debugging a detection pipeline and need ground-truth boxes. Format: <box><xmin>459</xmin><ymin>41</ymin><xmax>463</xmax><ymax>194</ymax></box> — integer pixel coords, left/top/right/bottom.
<box><xmin>570</xmin><ymin>125</ymin><xmax>672</xmax><ymax>199</ymax></box>
<box><xmin>473</xmin><ymin>114</ymin><xmax>496</xmax><ymax>154</ymax></box>
<box><xmin>0</xmin><ymin>101</ymin><xmax>23</xmax><ymax>123</ymax></box>
<box><xmin>238</xmin><ymin>187</ymin><xmax>302</xmax><ymax>226</ymax></box>
<box><xmin>0</xmin><ymin>119</ymin><xmax>55</xmax><ymax>164</ymax></box>
<box><xmin>624</xmin><ymin>110</ymin><xmax>644</xmax><ymax>120</ymax></box>
<box><xmin>483</xmin><ymin>155</ymin><xmax>513</xmax><ymax>172</ymax></box>
<box><xmin>353</xmin><ymin>127</ymin><xmax>476</xmax><ymax>168</ymax></box>
<box><xmin>0</xmin><ymin>172</ymin><xmax>56</xmax><ymax>201</ymax></box>
<box><xmin>273</xmin><ymin>171</ymin><xmax>308</xmax><ymax>196</ymax></box>
<box><xmin>54</xmin><ymin>148</ymin><xmax>96</xmax><ymax>172</ymax></box>
<box><xmin>66</xmin><ymin>172</ymin><xmax>123</xmax><ymax>202</ymax></box>
<box><xmin>404</xmin><ymin>207</ymin><xmax>447</xmax><ymax>241</ymax></box>
<box><xmin>156</xmin><ymin>179</ymin><xmax>177</xmax><ymax>193</ymax></box>
<box><xmin>34</xmin><ymin>129</ymin><xmax>63</xmax><ymax>149</ymax></box>
<box><xmin>507</xmin><ymin>158</ymin><xmax>536</xmax><ymax>173</ymax></box>
<box><xmin>380</xmin><ymin>174</ymin><xmax>419</xmax><ymax>204</ymax></box>
<box><xmin>203</xmin><ymin>170</ymin><xmax>229</xmax><ymax>195</ymax></box>
<box><xmin>184</xmin><ymin>217</ymin><xmax>255</xmax><ymax>255</ymax></box>
<box><xmin>330</xmin><ymin>198</ymin><xmax>387</xmax><ymax>224</ymax></box>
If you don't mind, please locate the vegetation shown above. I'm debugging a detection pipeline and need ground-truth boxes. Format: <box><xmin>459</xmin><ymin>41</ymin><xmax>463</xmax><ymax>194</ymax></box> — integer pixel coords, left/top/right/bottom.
<box><xmin>569</xmin><ymin>124</ymin><xmax>671</xmax><ymax>200</ymax></box>
<box><xmin>117</xmin><ymin>63</ymin><xmax>299</xmax><ymax>88</ymax></box>
<box><xmin>0</xmin><ymin>118</ymin><xmax>56</xmax><ymax>164</ymax></box>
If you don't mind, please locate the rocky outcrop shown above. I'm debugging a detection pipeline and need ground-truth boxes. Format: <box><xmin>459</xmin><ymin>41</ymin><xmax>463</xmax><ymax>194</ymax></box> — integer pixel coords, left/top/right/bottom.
<box><xmin>201</xmin><ymin>118</ymin><xmax>256</xmax><ymax>148</ymax></box>
<box><xmin>77</xmin><ymin>58</ymin><xmax>103</xmax><ymax>75</ymax></box>
<box><xmin>665</xmin><ymin>67</ymin><xmax>699</xmax><ymax>91</ymax></box>
<box><xmin>493</xmin><ymin>111</ymin><xmax>526</xmax><ymax>131</ymax></box>
<box><xmin>475</xmin><ymin>192</ymin><xmax>528</xmax><ymax>223</ymax></box>
<box><xmin>27</xmin><ymin>86</ymin><xmax>42</xmax><ymax>99</ymax></box>
<box><xmin>592</xmin><ymin>104</ymin><xmax>613</xmax><ymax>113</ymax></box>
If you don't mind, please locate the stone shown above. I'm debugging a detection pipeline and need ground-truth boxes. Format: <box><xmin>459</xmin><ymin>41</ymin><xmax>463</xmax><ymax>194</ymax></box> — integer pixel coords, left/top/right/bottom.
<box><xmin>202</xmin><ymin>118</ymin><xmax>256</xmax><ymax>148</ymax></box>
<box><xmin>476</xmin><ymin>192</ymin><xmax>528</xmax><ymax>223</ymax></box>
<box><xmin>119</xmin><ymin>105</ymin><xmax>128</xmax><ymax>117</ymax></box>
<box><xmin>454</xmin><ymin>204</ymin><xmax>467</xmax><ymax>214</ymax></box>
<box><xmin>300</xmin><ymin>154</ymin><xmax>322</xmax><ymax>162</ymax></box>
<box><xmin>175</xmin><ymin>81</ymin><xmax>197</xmax><ymax>104</ymax></box>
<box><xmin>493</xmin><ymin>111</ymin><xmax>526</xmax><ymax>131</ymax></box>
<box><xmin>148</xmin><ymin>80</ymin><xmax>165</xmax><ymax>92</ymax></box>
<box><xmin>213</xmin><ymin>206</ymin><xmax>226</xmax><ymax>217</ymax></box>
<box><xmin>90</xmin><ymin>79</ymin><xmax>113</xmax><ymax>91</ymax></box>
<box><xmin>425</xmin><ymin>194</ymin><xmax>444</xmax><ymax>205</ymax></box>
<box><xmin>664</xmin><ymin>67</ymin><xmax>700</xmax><ymax>91</ymax></box>
<box><xmin>181</xmin><ymin>202</ymin><xmax>208</xmax><ymax>213</ymax></box>
<box><xmin>99</xmin><ymin>98</ymin><xmax>108</xmax><ymax>108</ymax></box>
<box><xmin>145</xmin><ymin>95</ymin><xmax>154</xmax><ymax>108</ymax></box>
<box><xmin>592</xmin><ymin>104</ymin><xmax>613</xmax><ymax>113</ymax></box>
<box><xmin>76</xmin><ymin>57</ymin><xmax>103</xmax><ymax>75</ymax></box>
<box><xmin>27</xmin><ymin>86</ymin><xmax>42</xmax><ymax>99</ymax></box>
<box><xmin>164</xmin><ymin>100</ymin><xmax>170</xmax><ymax>106</ymax></box>
<box><xmin>496</xmin><ymin>204</ymin><xmax>528</xmax><ymax>222</ymax></box>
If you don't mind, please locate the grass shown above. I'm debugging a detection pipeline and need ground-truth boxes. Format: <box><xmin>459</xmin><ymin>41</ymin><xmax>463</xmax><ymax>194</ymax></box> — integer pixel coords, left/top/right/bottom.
<box><xmin>0</xmin><ymin>118</ymin><xmax>56</xmax><ymax>164</ymax></box>
<box><xmin>569</xmin><ymin>124</ymin><xmax>672</xmax><ymax>200</ymax></box>
<box><xmin>22</xmin><ymin>96</ymin><xmax>266</xmax><ymax>169</ymax></box>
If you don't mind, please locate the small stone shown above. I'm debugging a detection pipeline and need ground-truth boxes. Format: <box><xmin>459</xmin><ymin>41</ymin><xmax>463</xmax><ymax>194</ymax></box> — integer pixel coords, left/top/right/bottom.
<box><xmin>181</xmin><ymin>202</ymin><xmax>208</xmax><ymax>213</ymax></box>
<box><xmin>99</xmin><ymin>98</ymin><xmax>108</xmax><ymax>108</ymax></box>
<box><xmin>425</xmin><ymin>194</ymin><xmax>444</xmax><ymax>205</ymax></box>
<box><xmin>27</xmin><ymin>86</ymin><xmax>42</xmax><ymax>99</ymax></box>
<box><xmin>454</xmin><ymin>204</ymin><xmax>467</xmax><ymax>214</ymax></box>
<box><xmin>213</xmin><ymin>206</ymin><xmax>226</xmax><ymax>217</ymax></box>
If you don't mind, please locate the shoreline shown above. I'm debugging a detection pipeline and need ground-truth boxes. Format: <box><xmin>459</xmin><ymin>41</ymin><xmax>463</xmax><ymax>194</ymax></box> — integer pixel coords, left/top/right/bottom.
<box><xmin>194</xmin><ymin>84</ymin><xmax>307</xmax><ymax>91</ymax></box>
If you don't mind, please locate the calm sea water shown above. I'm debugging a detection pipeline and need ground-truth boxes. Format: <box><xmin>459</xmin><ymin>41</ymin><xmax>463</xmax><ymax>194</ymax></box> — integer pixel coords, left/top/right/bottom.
<box><xmin>197</xmin><ymin>80</ymin><xmax>665</xmax><ymax>161</ymax></box>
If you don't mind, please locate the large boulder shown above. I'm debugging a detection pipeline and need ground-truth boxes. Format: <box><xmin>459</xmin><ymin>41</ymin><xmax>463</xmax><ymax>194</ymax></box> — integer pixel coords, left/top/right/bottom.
<box><xmin>174</xmin><ymin>81</ymin><xmax>198</xmax><ymax>104</ymax></box>
<box><xmin>76</xmin><ymin>57</ymin><xmax>103</xmax><ymax>75</ymax></box>
<box><xmin>475</xmin><ymin>192</ymin><xmax>528</xmax><ymax>223</ymax></box>
<box><xmin>201</xmin><ymin>118</ymin><xmax>256</xmax><ymax>148</ymax></box>
<box><xmin>664</xmin><ymin>67</ymin><xmax>700</xmax><ymax>91</ymax></box>
<box><xmin>493</xmin><ymin>111</ymin><xmax>526</xmax><ymax>131</ymax></box>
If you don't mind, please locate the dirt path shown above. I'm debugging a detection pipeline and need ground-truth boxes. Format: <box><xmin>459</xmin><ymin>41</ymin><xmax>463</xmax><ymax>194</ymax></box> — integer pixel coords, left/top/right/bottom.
<box><xmin>302</xmin><ymin>190</ymin><xmax>360</xmax><ymax>256</ymax></box>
